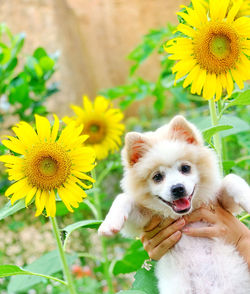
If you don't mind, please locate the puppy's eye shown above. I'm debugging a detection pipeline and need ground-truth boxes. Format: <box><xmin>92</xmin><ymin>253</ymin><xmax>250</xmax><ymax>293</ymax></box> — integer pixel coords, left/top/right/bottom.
<box><xmin>181</xmin><ymin>164</ymin><xmax>191</xmax><ymax>174</ymax></box>
<box><xmin>152</xmin><ymin>172</ymin><xmax>164</xmax><ymax>183</ymax></box>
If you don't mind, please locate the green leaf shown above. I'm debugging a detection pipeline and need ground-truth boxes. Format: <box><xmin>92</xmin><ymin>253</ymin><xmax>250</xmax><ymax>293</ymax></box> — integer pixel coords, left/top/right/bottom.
<box><xmin>33</xmin><ymin>47</ymin><xmax>47</xmax><ymax>60</ymax></box>
<box><xmin>226</xmin><ymin>89</ymin><xmax>250</xmax><ymax>108</ymax></box>
<box><xmin>202</xmin><ymin>125</ymin><xmax>233</xmax><ymax>144</ymax></box>
<box><xmin>5</xmin><ymin>57</ymin><xmax>18</xmax><ymax>72</ymax></box>
<box><xmin>39</xmin><ymin>56</ymin><xmax>55</xmax><ymax>71</ymax></box>
<box><xmin>0</xmin><ymin>265</ymin><xmax>30</xmax><ymax>277</ymax></box>
<box><xmin>63</xmin><ymin>220</ymin><xmax>102</xmax><ymax>235</ymax></box>
<box><xmin>127</xmin><ymin>26</ymin><xmax>173</xmax><ymax>75</ymax></box>
<box><xmin>0</xmin><ymin>200</ymin><xmax>26</xmax><ymax>220</ymax></box>
<box><xmin>113</xmin><ymin>240</ymin><xmax>149</xmax><ymax>275</ymax></box>
<box><xmin>0</xmin><ymin>23</ymin><xmax>13</xmax><ymax>40</ymax></box>
<box><xmin>8</xmin><ymin>250</ymin><xmax>76</xmax><ymax>292</ymax></box>
<box><xmin>9</xmin><ymin>76</ymin><xmax>30</xmax><ymax>105</ymax></box>
<box><xmin>132</xmin><ymin>263</ymin><xmax>159</xmax><ymax>294</ymax></box>
<box><xmin>117</xmin><ymin>291</ymin><xmax>146</xmax><ymax>294</ymax></box>
<box><xmin>0</xmin><ymin>265</ymin><xmax>65</xmax><ymax>286</ymax></box>
<box><xmin>191</xmin><ymin>115</ymin><xmax>250</xmax><ymax>138</ymax></box>
<box><xmin>223</xmin><ymin>160</ymin><xmax>235</xmax><ymax>174</ymax></box>
<box><xmin>13</xmin><ymin>33</ymin><xmax>25</xmax><ymax>55</ymax></box>
<box><xmin>0</xmin><ymin>47</ymin><xmax>11</xmax><ymax>64</ymax></box>
<box><xmin>62</xmin><ymin>220</ymin><xmax>102</xmax><ymax>250</ymax></box>
<box><xmin>25</xmin><ymin>56</ymin><xmax>43</xmax><ymax>78</ymax></box>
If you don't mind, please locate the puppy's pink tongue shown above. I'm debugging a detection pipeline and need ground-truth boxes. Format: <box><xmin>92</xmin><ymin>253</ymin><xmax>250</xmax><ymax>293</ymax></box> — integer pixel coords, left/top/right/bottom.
<box><xmin>173</xmin><ymin>197</ymin><xmax>190</xmax><ymax>211</ymax></box>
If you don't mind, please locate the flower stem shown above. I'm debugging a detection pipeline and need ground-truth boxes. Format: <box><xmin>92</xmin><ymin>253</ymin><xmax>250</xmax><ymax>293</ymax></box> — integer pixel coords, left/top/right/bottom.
<box><xmin>50</xmin><ymin>217</ymin><xmax>77</xmax><ymax>294</ymax></box>
<box><xmin>239</xmin><ymin>213</ymin><xmax>250</xmax><ymax>222</ymax></box>
<box><xmin>208</xmin><ymin>98</ymin><xmax>223</xmax><ymax>175</ymax></box>
<box><xmin>92</xmin><ymin>169</ymin><xmax>115</xmax><ymax>294</ymax></box>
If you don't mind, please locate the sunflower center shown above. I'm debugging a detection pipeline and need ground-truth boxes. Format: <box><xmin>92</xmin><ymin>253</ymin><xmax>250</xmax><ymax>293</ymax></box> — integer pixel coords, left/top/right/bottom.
<box><xmin>84</xmin><ymin>120</ymin><xmax>107</xmax><ymax>144</ymax></box>
<box><xmin>210</xmin><ymin>35</ymin><xmax>230</xmax><ymax>59</ymax></box>
<box><xmin>39</xmin><ymin>157</ymin><xmax>58</xmax><ymax>177</ymax></box>
<box><xmin>90</xmin><ymin>124</ymin><xmax>100</xmax><ymax>133</ymax></box>
<box><xmin>194</xmin><ymin>22</ymin><xmax>240</xmax><ymax>74</ymax></box>
<box><xmin>24</xmin><ymin>142</ymin><xmax>71</xmax><ymax>190</ymax></box>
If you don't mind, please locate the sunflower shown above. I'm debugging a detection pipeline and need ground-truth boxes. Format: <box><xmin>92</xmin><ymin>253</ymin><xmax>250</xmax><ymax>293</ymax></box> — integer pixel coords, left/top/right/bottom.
<box><xmin>0</xmin><ymin>115</ymin><xmax>96</xmax><ymax>217</ymax></box>
<box><xmin>165</xmin><ymin>0</ymin><xmax>250</xmax><ymax>100</ymax></box>
<box><xmin>195</xmin><ymin>0</ymin><xmax>250</xmax><ymax>18</ymax></box>
<box><xmin>63</xmin><ymin>96</ymin><xmax>125</xmax><ymax>160</ymax></box>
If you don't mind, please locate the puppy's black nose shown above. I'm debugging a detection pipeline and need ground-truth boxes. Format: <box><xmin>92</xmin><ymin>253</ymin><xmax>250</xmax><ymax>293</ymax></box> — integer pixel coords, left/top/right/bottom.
<box><xmin>171</xmin><ymin>184</ymin><xmax>186</xmax><ymax>199</ymax></box>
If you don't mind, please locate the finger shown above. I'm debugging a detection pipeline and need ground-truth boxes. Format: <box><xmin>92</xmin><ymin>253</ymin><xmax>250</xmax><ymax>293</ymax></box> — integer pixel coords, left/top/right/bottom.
<box><xmin>144</xmin><ymin>218</ymin><xmax>185</xmax><ymax>250</ymax></box>
<box><xmin>144</xmin><ymin>215</ymin><xmax>162</xmax><ymax>232</ymax></box>
<box><xmin>182</xmin><ymin>226</ymin><xmax>217</xmax><ymax>238</ymax></box>
<box><xmin>184</xmin><ymin>207</ymin><xmax>217</xmax><ymax>224</ymax></box>
<box><xmin>148</xmin><ymin>231</ymin><xmax>182</xmax><ymax>260</ymax></box>
<box><xmin>144</xmin><ymin>217</ymin><xmax>176</xmax><ymax>240</ymax></box>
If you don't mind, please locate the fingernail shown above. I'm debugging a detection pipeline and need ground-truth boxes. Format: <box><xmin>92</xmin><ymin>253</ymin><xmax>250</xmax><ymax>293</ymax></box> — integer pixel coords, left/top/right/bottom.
<box><xmin>172</xmin><ymin>230</ymin><xmax>181</xmax><ymax>239</ymax></box>
<box><xmin>182</xmin><ymin>228</ymin><xmax>189</xmax><ymax>233</ymax></box>
<box><xmin>176</xmin><ymin>218</ymin><xmax>185</xmax><ymax>226</ymax></box>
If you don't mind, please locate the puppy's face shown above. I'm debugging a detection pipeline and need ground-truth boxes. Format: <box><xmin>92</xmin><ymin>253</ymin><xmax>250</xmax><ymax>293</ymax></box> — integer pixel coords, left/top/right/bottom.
<box><xmin>122</xmin><ymin>115</ymin><xmax>219</xmax><ymax>217</ymax></box>
<box><xmin>148</xmin><ymin>160</ymin><xmax>199</xmax><ymax>214</ymax></box>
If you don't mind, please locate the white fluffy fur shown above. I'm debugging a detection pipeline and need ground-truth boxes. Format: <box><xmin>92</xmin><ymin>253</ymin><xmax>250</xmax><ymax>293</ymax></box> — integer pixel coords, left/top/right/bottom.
<box><xmin>98</xmin><ymin>115</ymin><xmax>250</xmax><ymax>293</ymax></box>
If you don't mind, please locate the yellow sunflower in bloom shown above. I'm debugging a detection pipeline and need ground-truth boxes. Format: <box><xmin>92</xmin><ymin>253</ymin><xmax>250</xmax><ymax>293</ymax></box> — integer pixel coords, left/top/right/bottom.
<box><xmin>0</xmin><ymin>115</ymin><xmax>96</xmax><ymax>217</ymax></box>
<box><xmin>165</xmin><ymin>0</ymin><xmax>250</xmax><ymax>100</ymax></box>
<box><xmin>63</xmin><ymin>96</ymin><xmax>125</xmax><ymax>160</ymax></box>
<box><xmin>196</xmin><ymin>0</ymin><xmax>250</xmax><ymax>18</ymax></box>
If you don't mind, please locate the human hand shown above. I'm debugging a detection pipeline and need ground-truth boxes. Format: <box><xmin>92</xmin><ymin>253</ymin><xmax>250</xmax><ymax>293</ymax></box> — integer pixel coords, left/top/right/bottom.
<box><xmin>183</xmin><ymin>203</ymin><xmax>249</xmax><ymax>246</ymax></box>
<box><xmin>140</xmin><ymin>215</ymin><xmax>186</xmax><ymax>260</ymax></box>
<box><xmin>183</xmin><ymin>203</ymin><xmax>250</xmax><ymax>267</ymax></box>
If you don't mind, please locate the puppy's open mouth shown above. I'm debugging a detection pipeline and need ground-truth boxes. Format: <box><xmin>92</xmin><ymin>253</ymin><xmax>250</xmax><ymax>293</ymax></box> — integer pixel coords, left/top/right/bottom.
<box><xmin>157</xmin><ymin>188</ymin><xmax>195</xmax><ymax>214</ymax></box>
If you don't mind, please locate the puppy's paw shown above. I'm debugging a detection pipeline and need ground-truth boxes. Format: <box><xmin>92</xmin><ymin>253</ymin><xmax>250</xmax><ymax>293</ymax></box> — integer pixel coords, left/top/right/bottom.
<box><xmin>221</xmin><ymin>174</ymin><xmax>250</xmax><ymax>213</ymax></box>
<box><xmin>98</xmin><ymin>215</ymin><xmax>127</xmax><ymax>237</ymax></box>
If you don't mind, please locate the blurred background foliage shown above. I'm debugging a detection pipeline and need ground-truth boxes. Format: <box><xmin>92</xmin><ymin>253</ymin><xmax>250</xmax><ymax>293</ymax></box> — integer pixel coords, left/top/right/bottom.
<box><xmin>0</xmin><ymin>13</ymin><xmax>249</xmax><ymax>294</ymax></box>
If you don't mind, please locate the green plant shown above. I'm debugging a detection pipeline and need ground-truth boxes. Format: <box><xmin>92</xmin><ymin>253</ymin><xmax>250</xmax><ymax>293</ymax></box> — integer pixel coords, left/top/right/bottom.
<box><xmin>0</xmin><ymin>23</ymin><xmax>58</xmax><ymax>124</ymax></box>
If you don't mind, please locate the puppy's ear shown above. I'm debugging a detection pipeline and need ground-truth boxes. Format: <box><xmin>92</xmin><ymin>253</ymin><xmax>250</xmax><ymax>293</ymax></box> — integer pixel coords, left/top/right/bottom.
<box><xmin>167</xmin><ymin>115</ymin><xmax>203</xmax><ymax>145</ymax></box>
<box><xmin>125</xmin><ymin>132</ymin><xmax>150</xmax><ymax>166</ymax></box>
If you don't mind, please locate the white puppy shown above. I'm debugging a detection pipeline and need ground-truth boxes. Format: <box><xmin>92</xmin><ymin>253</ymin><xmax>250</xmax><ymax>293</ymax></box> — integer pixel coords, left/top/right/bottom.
<box><xmin>98</xmin><ymin>115</ymin><xmax>250</xmax><ymax>294</ymax></box>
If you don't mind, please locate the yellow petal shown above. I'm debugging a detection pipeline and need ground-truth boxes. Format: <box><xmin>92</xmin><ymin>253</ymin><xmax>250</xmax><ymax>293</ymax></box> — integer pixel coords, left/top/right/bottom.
<box><xmin>0</xmin><ymin>155</ymin><xmax>23</xmax><ymax>165</ymax></box>
<box><xmin>25</xmin><ymin>187</ymin><xmax>37</xmax><ymax>206</ymax></box>
<box><xmin>10</xmin><ymin>181</ymin><xmax>32</xmax><ymax>204</ymax></box>
<box><xmin>70</xmin><ymin>170</ymin><xmax>95</xmax><ymax>183</ymax></box>
<box><xmin>172</xmin><ymin>59</ymin><xmax>196</xmax><ymax>81</ymax></box>
<box><xmin>176</xmin><ymin>23</ymin><xmax>196</xmax><ymax>38</ymax></box>
<box><xmin>183</xmin><ymin>65</ymin><xmax>200</xmax><ymax>88</ymax></box>
<box><xmin>68</xmin><ymin>174</ymin><xmax>92</xmax><ymax>190</ymax></box>
<box><xmin>64</xmin><ymin>182</ymin><xmax>83</xmax><ymax>202</ymax></box>
<box><xmin>225</xmin><ymin>72</ymin><xmax>234</xmax><ymax>98</ymax></box>
<box><xmin>47</xmin><ymin>190</ymin><xmax>56</xmax><ymax>217</ymax></box>
<box><xmin>43</xmin><ymin>190</ymin><xmax>51</xmax><ymax>217</ymax></box>
<box><xmin>35</xmin><ymin>189</ymin><xmax>45</xmax><ymax>217</ymax></box>
<box><xmin>51</xmin><ymin>114</ymin><xmax>60</xmax><ymax>142</ymax></box>
<box><xmin>192</xmin><ymin>68</ymin><xmax>207</xmax><ymax>95</ymax></box>
<box><xmin>58</xmin><ymin>122</ymin><xmax>83</xmax><ymax>149</ymax></box>
<box><xmin>203</xmin><ymin>74</ymin><xmax>216</xmax><ymax>100</ymax></box>
<box><xmin>191</xmin><ymin>0</ymin><xmax>207</xmax><ymax>24</ymax></box>
<box><xmin>35</xmin><ymin>115</ymin><xmax>51</xmax><ymax>142</ymax></box>
<box><xmin>82</xmin><ymin>95</ymin><xmax>93</xmax><ymax>112</ymax></box>
<box><xmin>1</xmin><ymin>137</ymin><xmax>26</xmax><ymax>155</ymax></box>
<box><xmin>7</xmin><ymin>170</ymin><xmax>25</xmax><ymax>181</ymax></box>
<box><xmin>94</xmin><ymin>96</ymin><xmax>110</xmax><ymax>113</ymax></box>
<box><xmin>231</xmin><ymin>68</ymin><xmax>244</xmax><ymax>89</ymax></box>
<box><xmin>57</xmin><ymin>187</ymin><xmax>74</xmax><ymax>212</ymax></box>
<box><xmin>11</xmin><ymin>191</ymin><xmax>26</xmax><ymax>205</ymax></box>
<box><xmin>5</xmin><ymin>178</ymin><xmax>28</xmax><ymax>197</ymax></box>
<box><xmin>71</xmin><ymin>105</ymin><xmax>85</xmax><ymax>117</ymax></box>
<box><xmin>227</xmin><ymin>0</ymin><xmax>243</xmax><ymax>23</ymax></box>
<box><xmin>232</xmin><ymin>17</ymin><xmax>250</xmax><ymax>37</ymax></box>
<box><xmin>209</xmin><ymin>0</ymin><xmax>230</xmax><ymax>21</ymax></box>
<box><xmin>215</xmin><ymin>82</ymin><xmax>222</xmax><ymax>101</ymax></box>
<box><xmin>14</xmin><ymin>122</ymin><xmax>40</xmax><ymax>146</ymax></box>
